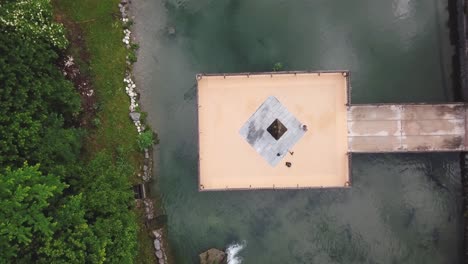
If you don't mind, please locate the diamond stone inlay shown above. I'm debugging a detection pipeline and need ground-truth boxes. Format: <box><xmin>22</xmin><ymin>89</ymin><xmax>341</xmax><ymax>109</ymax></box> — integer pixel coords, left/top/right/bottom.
<box><xmin>239</xmin><ymin>96</ymin><xmax>307</xmax><ymax>166</ymax></box>
<box><xmin>267</xmin><ymin>119</ymin><xmax>288</xmax><ymax>140</ymax></box>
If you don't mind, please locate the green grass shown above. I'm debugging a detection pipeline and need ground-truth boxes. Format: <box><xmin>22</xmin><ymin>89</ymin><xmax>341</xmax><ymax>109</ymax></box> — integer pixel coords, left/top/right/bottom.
<box><xmin>136</xmin><ymin>208</ymin><xmax>158</xmax><ymax>264</ymax></box>
<box><xmin>53</xmin><ymin>0</ymin><xmax>139</xmax><ymax>162</ymax></box>
<box><xmin>52</xmin><ymin>0</ymin><xmax>154</xmax><ymax>261</ymax></box>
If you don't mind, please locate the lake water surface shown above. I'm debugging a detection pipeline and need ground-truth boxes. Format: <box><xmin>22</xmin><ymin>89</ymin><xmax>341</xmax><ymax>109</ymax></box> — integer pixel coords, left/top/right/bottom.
<box><xmin>133</xmin><ymin>0</ymin><xmax>463</xmax><ymax>262</ymax></box>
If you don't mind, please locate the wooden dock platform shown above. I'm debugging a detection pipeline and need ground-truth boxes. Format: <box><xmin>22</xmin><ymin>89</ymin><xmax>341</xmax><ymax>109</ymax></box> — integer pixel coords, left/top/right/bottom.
<box><xmin>348</xmin><ymin>104</ymin><xmax>467</xmax><ymax>152</ymax></box>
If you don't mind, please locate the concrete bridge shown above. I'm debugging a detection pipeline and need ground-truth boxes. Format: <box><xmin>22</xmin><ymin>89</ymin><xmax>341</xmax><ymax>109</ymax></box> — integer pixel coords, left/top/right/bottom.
<box><xmin>348</xmin><ymin>103</ymin><xmax>468</xmax><ymax>153</ymax></box>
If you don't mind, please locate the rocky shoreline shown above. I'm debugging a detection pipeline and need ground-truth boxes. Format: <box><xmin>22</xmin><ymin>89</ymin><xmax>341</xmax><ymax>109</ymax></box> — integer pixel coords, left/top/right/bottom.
<box><xmin>118</xmin><ymin>1</ymin><xmax>170</xmax><ymax>263</ymax></box>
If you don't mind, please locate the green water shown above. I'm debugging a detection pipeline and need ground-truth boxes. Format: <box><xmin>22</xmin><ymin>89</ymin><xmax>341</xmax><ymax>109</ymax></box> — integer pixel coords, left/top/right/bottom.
<box><xmin>133</xmin><ymin>0</ymin><xmax>462</xmax><ymax>262</ymax></box>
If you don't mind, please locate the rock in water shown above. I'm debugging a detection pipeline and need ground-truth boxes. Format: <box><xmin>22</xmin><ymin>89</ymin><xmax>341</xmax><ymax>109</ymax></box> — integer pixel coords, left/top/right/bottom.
<box><xmin>199</xmin><ymin>248</ymin><xmax>227</xmax><ymax>264</ymax></box>
<box><xmin>168</xmin><ymin>26</ymin><xmax>176</xmax><ymax>35</ymax></box>
<box><xmin>155</xmin><ymin>250</ymin><xmax>163</xmax><ymax>259</ymax></box>
<box><xmin>129</xmin><ymin>112</ymin><xmax>141</xmax><ymax>121</ymax></box>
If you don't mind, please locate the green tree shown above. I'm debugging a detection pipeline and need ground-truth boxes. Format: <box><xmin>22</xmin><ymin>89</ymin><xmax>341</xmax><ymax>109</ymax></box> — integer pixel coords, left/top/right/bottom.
<box><xmin>81</xmin><ymin>153</ymin><xmax>138</xmax><ymax>263</ymax></box>
<box><xmin>0</xmin><ymin>25</ymin><xmax>80</xmax><ymax>169</ymax></box>
<box><xmin>34</xmin><ymin>115</ymin><xmax>83</xmax><ymax>173</ymax></box>
<box><xmin>0</xmin><ymin>165</ymin><xmax>65</xmax><ymax>260</ymax></box>
<box><xmin>38</xmin><ymin>195</ymin><xmax>105</xmax><ymax>264</ymax></box>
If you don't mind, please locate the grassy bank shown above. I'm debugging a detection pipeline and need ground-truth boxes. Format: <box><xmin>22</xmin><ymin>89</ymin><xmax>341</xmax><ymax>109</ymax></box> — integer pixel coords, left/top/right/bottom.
<box><xmin>52</xmin><ymin>0</ymin><xmax>139</xmax><ymax>162</ymax></box>
<box><xmin>52</xmin><ymin>0</ymin><xmax>156</xmax><ymax>262</ymax></box>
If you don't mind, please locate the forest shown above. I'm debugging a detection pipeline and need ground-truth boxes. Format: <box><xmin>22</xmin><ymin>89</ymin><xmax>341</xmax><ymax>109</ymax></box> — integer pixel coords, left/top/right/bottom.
<box><xmin>0</xmin><ymin>0</ymin><xmax>139</xmax><ymax>262</ymax></box>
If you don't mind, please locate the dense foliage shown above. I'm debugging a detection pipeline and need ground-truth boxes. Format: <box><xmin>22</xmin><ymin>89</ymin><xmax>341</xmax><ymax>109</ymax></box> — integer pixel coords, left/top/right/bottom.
<box><xmin>0</xmin><ymin>0</ymin><xmax>68</xmax><ymax>48</ymax></box>
<box><xmin>0</xmin><ymin>165</ymin><xmax>65</xmax><ymax>260</ymax></box>
<box><xmin>0</xmin><ymin>29</ymin><xmax>81</xmax><ymax>169</ymax></box>
<box><xmin>0</xmin><ymin>0</ymin><xmax>138</xmax><ymax>262</ymax></box>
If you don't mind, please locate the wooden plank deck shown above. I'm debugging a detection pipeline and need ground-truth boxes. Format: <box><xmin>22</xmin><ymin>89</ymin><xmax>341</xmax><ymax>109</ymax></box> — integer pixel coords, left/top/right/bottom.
<box><xmin>348</xmin><ymin>104</ymin><xmax>468</xmax><ymax>152</ymax></box>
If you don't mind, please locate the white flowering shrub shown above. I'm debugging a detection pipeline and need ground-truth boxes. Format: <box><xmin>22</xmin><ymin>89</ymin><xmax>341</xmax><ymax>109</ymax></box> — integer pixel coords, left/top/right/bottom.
<box><xmin>0</xmin><ymin>0</ymin><xmax>68</xmax><ymax>49</ymax></box>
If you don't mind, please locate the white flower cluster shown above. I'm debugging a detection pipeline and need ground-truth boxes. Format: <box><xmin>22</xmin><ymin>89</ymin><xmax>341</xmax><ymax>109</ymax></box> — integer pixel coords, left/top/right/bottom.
<box><xmin>0</xmin><ymin>0</ymin><xmax>68</xmax><ymax>49</ymax></box>
<box><xmin>124</xmin><ymin>76</ymin><xmax>144</xmax><ymax>134</ymax></box>
<box><xmin>124</xmin><ymin>76</ymin><xmax>138</xmax><ymax>110</ymax></box>
<box><xmin>119</xmin><ymin>1</ymin><xmax>131</xmax><ymax>48</ymax></box>
<box><xmin>120</xmin><ymin>1</ymin><xmax>144</xmax><ymax>134</ymax></box>
<box><xmin>64</xmin><ymin>56</ymin><xmax>74</xmax><ymax>67</ymax></box>
<box><xmin>122</xmin><ymin>28</ymin><xmax>131</xmax><ymax>47</ymax></box>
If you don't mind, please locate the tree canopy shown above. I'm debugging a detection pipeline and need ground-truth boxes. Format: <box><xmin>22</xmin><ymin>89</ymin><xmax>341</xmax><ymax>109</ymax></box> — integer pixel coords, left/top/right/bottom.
<box><xmin>0</xmin><ymin>0</ymin><xmax>138</xmax><ymax>262</ymax></box>
<box><xmin>0</xmin><ymin>13</ymin><xmax>80</xmax><ymax>170</ymax></box>
<box><xmin>0</xmin><ymin>165</ymin><xmax>65</xmax><ymax>260</ymax></box>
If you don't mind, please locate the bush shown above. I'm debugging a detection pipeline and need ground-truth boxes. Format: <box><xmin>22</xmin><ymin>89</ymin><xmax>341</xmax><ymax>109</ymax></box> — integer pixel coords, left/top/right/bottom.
<box><xmin>127</xmin><ymin>43</ymin><xmax>139</xmax><ymax>64</ymax></box>
<box><xmin>130</xmin><ymin>43</ymin><xmax>139</xmax><ymax>50</ymax></box>
<box><xmin>92</xmin><ymin>117</ymin><xmax>101</xmax><ymax>128</ymax></box>
<box><xmin>127</xmin><ymin>50</ymin><xmax>137</xmax><ymax>64</ymax></box>
<box><xmin>137</xmin><ymin>130</ymin><xmax>154</xmax><ymax>151</ymax></box>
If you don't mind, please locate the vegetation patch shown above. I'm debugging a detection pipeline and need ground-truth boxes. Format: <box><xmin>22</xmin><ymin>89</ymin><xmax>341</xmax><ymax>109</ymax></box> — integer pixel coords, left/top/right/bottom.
<box><xmin>0</xmin><ymin>0</ymin><xmax>156</xmax><ymax>262</ymax></box>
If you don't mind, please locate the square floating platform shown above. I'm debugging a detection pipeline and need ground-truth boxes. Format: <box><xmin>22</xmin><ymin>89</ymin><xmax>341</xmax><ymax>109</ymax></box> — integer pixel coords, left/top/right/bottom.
<box><xmin>239</xmin><ymin>96</ymin><xmax>306</xmax><ymax>166</ymax></box>
<box><xmin>197</xmin><ymin>71</ymin><xmax>350</xmax><ymax>191</ymax></box>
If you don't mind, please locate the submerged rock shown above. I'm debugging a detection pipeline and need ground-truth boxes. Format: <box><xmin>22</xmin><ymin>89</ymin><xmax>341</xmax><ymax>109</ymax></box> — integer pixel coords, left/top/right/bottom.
<box><xmin>168</xmin><ymin>26</ymin><xmax>176</xmax><ymax>36</ymax></box>
<box><xmin>199</xmin><ymin>248</ymin><xmax>227</xmax><ymax>264</ymax></box>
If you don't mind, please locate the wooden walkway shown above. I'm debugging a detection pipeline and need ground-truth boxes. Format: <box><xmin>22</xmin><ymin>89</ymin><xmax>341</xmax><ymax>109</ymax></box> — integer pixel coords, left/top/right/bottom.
<box><xmin>348</xmin><ymin>103</ymin><xmax>468</xmax><ymax>152</ymax></box>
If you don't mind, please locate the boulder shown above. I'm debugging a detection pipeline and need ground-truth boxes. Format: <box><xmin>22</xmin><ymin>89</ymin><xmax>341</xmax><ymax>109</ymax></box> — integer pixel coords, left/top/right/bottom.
<box><xmin>152</xmin><ymin>230</ymin><xmax>161</xmax><ymax>238</ymax></box>
<box><xmin>129</xmin><ymin>112</ymin><xmax>141</xmax><ymax>121</ymax></box>
<box><xmin>199</xmin><ymin>248</ymin><xmax>227</xmax><ymax>264</ymax></box>
<box><xmin>156</xmin><ymin>250</ymin><xmax>163</xmax><ymax>259</ymax></box>
<box><xmin>154</xmin><ymin>239</ymin><xmax>161</xmax><ymax>250</ymax></box>
<box><xmin>143</xmin><ymin>171</ymin><xmax>151</xmax><ymax>182</ymax></box>
<box><xmin>143</xmin><ymin>199</ymin><xmax>154</xmax><ymax>219</ymax></box>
